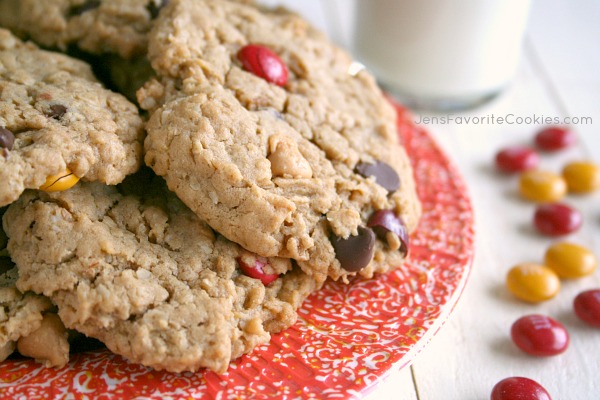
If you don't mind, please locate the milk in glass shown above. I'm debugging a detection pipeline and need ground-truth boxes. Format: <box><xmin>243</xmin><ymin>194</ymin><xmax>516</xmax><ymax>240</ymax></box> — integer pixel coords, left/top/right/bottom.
<box><xmin>352</xmin><ymin>0</ymin><xmax>531</xmax><ymax>110</ymax></box>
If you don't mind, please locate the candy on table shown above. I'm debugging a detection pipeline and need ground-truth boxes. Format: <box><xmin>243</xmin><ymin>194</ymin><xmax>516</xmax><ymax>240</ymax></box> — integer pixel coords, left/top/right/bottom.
<box><xmin>534</xmin><ymin>126</ymin><xmax>576</xmax><ymax>152</ymax></box>
<box><xmin>573</xmin><ymin>289</ymin><xmax>600</xmax><ymax>327</ymax></box>
<box><xmin>491</xmin><ymin>377</ymin><xmax>552</xmax><ymax>400</ymax></box>
<box><xmin>544</xmin><ymin>242</ymin><xmax>597</xmax><ymax>279</ymax></box>
<box><xmin>510</xmin><ymin>314</ymin><xmax>569</xmax><ymax>357</ymax></box>
<box><xmin>493</xmin><ymin>125</ymin><xmax>594</xmax><ymax>398</ymax></box>
<box><xmin>562</xmin><ymin>161</ymin><xmax>600</xmax><ymax>193</ymax></box>
<box><xmin>518</xmin><ymin>170</ymin><xmax>567</xmax><ymax>203</ymax></box>
<box><xmin>39</xmin><ymin>169</ymin><xmax>80</xmax><ymax>192</ymax></box>
<box><xmin>506</xmin><ymin>263</ymin><xmax>560</xmax><ymax>303</ymax></box>
<box><xmin>533</xmin><ymin>203</ymin><xmax>582</xmax><ymax>236</ymax></box>
<box><xmin>237</xmin><ymin>44</ymin><xmax>289</xmax><ymax>87</ymax></box>
<box><xmin>495</xmin><ymin>146</ymin><xmax>540</xmax><ymax>173</ymax></box>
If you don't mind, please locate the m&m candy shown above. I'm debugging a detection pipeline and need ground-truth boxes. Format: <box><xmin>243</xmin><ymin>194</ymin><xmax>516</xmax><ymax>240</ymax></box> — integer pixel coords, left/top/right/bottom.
<box><xmin>510</xmin><ymin>314</ymin><xmax>569</xmax><ymax>356</ymax></box>
<box><xmin>506</xmin><ymin>263</ymin><xmax>560</xmax><ymax>303</ymax></box>
<box><xmin>573</xmin><ymin>289</ymin><xmax>600</xmax><ymax>327</ymax></box>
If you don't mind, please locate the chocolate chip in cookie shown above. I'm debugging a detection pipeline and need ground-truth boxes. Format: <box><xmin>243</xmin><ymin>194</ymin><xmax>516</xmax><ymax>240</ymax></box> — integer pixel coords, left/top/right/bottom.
<box><xmin>0</xmin><ymin>127</ymin><xmax>15</xmax><ymax>151</ymax></box>
<box><xmin>45</xmin><ymin>104</ymin><xmax>68</xmax><ymax>120</ymax></box>
<box><xmin>355</xmin><ymin>161</ymin><xmax>401</xmax><ymax>193</ymax></box>
<box><xmin>330</xmin><ymin>227</ymin><xmax>376</xmax><ymax>272</ymax></box>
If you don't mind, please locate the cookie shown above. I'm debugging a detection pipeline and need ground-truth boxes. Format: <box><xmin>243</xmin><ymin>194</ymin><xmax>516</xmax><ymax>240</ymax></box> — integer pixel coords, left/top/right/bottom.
<box><xmin>0</xmin><ymin>0</ymin><xmax>168</xmax><ymax>59</ymax></box>
<box><xmin>3</xmin><ymin>172</ymin><xmax>320</xmax><ymax>373</ymax></box>
<box><xmin>0</xmin><ymin>0</ymin><xmax>258</xmax><ymax>60</ymax></box>
<box><xmin>139</xmin><ymin>0</ymin><xmax>421</xmax><ymax>283</ymax></box>
<box><xmin>0</xmin><ymin>263</ymin><xmax>61</xmax><ymax>364</ymax></box>
<box><xmin>0</xmin><ymin>28</ymin><xmax>144</xmax><ymax>207</ymax></box>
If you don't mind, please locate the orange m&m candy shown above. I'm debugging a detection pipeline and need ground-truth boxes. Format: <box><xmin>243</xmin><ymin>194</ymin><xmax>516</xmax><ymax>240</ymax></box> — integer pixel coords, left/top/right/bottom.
<box><xmin>506</xmin><ymin>263</ymin><xmax>560</xmax><ymax>303</ymax></box>
<box><xmin>544</xmin><ymin>242</ymin><xmax>597</xmax><ymax>279</ymax></box>
<box><xmin>519</xmin><ymin>170</ymin><xmax>567</xmax><ymax>203</ymax></box>
<box><xmin>562</xmin><ymin>161</ymin><xmax>600</xmax><ymax>193</ymax></box>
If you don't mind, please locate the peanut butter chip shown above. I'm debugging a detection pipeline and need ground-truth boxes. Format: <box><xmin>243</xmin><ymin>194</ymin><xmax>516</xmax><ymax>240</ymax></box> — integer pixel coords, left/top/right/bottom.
<box><xmin>268</xmin><ymin>135</ymin><xmax>312</xmax><ymax>178</ymax></box>
<box><xmin>385</xmin><ymin>231</ymin><xmax>401</xmax><ymax>251</ymax></box>
<box><xmin>17</xmin><ymin>313</ymin><xmax>69</xmax><ymax>368</ymax></box>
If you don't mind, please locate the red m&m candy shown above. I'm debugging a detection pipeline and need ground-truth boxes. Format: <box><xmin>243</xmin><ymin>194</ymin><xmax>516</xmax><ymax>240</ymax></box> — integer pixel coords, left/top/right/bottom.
<box><xmin>491</xmin><ymin>377</ymin><xmax>551</xmax><ymax>400</ymax></box>
<box><xmin>236</xmin><ymin>252</ymin><xmax>279</xmax><ymax>285</ymax></box>
<box><xmin>510</xmin><ymin>314</ymin><xmax>569</xmax><ymax>356</ymax></box>
<box><xmin>495</xmin><ymin>146</ymin><xmax>540</xmax><ymax>173</ymax></box>
<box><xmin>573</xmin><ymin>289</ymin><xmax>600</xmax><ymax>327</ymax></box>
<box><xmin>535</xmin><ymin>126</ymin><xmax>576</xmax><ymax>152</ymax></box>
<box><xmin>533</xmin><ymin>203</ymin><xmax>582</xmax><ymax>236</ymax></box>
<box><xmin>237</xmin><ymin>44</ymin><xmax>289</xmax><ymax>86</ymax></box>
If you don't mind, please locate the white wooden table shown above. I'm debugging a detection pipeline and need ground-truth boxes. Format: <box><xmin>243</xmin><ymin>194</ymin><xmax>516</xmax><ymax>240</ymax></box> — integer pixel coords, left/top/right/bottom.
<box><xmin>261</xmin><ymin>1</ymin><xmax>600</xmax><ymax>398</ymax></box>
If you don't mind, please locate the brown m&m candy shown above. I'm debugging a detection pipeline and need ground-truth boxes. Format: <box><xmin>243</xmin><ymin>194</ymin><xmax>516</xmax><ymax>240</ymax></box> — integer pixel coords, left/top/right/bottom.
<box><xmin>367</xmin><ymin>209</ymin><xmax>409</xmax><ymax>256</ymax></box>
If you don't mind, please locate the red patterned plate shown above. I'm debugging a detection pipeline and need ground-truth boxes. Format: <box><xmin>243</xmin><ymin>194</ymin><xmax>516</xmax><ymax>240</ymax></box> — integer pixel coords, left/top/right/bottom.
<box><xmin>0</xmin><ymin>102</ymin><xmax>474</xmax><ymax>399</ymax></box>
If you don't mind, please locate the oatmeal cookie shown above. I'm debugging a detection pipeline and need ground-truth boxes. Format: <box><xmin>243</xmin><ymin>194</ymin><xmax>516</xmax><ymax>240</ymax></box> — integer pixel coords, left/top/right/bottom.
<box><xmin>0</xmin><ymin>29</ymin><xmax>144</xmax><ymax>207</ymax></box>
<box><xmin>0</xmin><ymin>0</ymin><xmax>168</xmax><ymax>59</ymax></box>
<box><xmin>0</xmin><ymin>264</ymin><xmax>62</xmax><ymax>364</ymax></box>
<box><xmin>3</xmin><ymin>172</ymin><xmax>320</xmax><ymax>373</ymax></box>
<box><xmin>139</xmin><ymin>0</ymin><xmax>421</xmax><ymax>283</ymax></box>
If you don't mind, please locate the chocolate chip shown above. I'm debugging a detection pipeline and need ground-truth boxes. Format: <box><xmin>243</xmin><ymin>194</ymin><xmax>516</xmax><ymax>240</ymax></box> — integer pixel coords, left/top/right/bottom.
<box><xmin>147</xmin><ymin>0</ymin><xmax>169</xmax><ymax>19</ymax></box>
<box><xmin>355</xmin><ymin>161</ymin><xmax>400</xmax><ymax>192</ymax></box>
<box><xmin>367</xmin><ymin>209</ymin><xmax>409</xmax><ymax>256</ymax></box>
<box><xmin>330</xmin><ymin>226</ymin><xmax>376</xmax><ymax>272</ymax></box>
<box><xmin>47</xmin><ymin>104</ymin><xmax>68</xmax><ymax>120</ymax></box>
<box><xmin>0</xmin><ymin>127</ymin><xmax>15</xmax><ymax>150</ymax></box>
<box><xmin>68</xmin><ymin>0</ymin><xmax>101</xmax><ymax>17</ymax></box>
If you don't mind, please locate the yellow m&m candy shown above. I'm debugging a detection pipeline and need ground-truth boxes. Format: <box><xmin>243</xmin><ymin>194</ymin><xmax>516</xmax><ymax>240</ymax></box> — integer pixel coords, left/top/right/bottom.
<box><xmin>562</xmin><ymin>161</ymin><xmax>600</xmax><ymax>193</ymax></box>
<box><xmin>39</xmin><ymin>168</ymin><xmax>80</xmax><ymax>192</ymax></box>
<box><xmin>519</xmin><ymin>170</ymin><xmax>567</xmax><ymax>203</ymax></box>
<box><xmin>506</xmin><ymin>263</ymin><xmax>560</xmax><ymax>303</ymax></box>
<box><xmin>544</xmin><ymin>242</ymin><xmax>597</xmax><ymax>279</ymax></box>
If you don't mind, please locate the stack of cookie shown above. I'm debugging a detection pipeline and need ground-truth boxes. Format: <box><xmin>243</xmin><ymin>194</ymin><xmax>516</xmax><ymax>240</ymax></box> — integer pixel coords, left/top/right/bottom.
<box><xmin>0</xmin><ymin>0</ymin><xmax>421</xmax><ymax>373</ymax></box>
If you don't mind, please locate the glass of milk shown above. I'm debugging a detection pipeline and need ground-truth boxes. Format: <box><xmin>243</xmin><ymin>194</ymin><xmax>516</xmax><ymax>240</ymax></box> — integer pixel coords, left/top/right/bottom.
<box><xmin>352</xmin><ymin>0</ymin><xmax>532</xmax><ymax>111</ymax></box>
